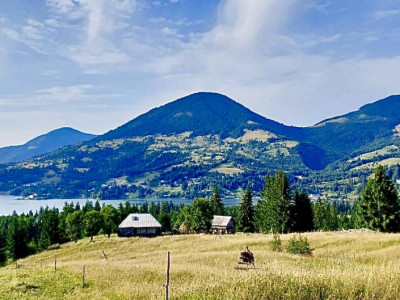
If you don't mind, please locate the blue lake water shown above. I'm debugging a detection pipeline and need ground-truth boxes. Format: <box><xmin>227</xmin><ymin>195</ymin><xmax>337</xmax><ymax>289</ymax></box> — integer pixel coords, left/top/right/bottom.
<box><xmin>0</xmin><ymin>194</ymin><xmax>241</xmax><ymax>216</ymax></box>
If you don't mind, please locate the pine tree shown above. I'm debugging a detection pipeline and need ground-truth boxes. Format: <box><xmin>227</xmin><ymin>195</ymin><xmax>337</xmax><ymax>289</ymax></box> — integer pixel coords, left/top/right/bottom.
<box><xmin>312</xmin><ymin>198</ymin><xmax>325</xmax><ymax>230</ymax></box>
<box><xmin>94</xmin><ymin>200</ymin><xmax>102</xmax><ymax>212</ymax></box>
<box><xmin>256</xmin><ymin>171</ymin><xmax>292</xmax><ymax>233</ymax></box>
<box><xmin>291</xmin><ymin>190</ymin><xmax>314</xmax><ymax>232</ymax></box>
<box><xmin>0</xmin><ymin>225</ymin><xmax>6</xmax><ymax>266</ymax></box>
<box><xmin>140</xmin><ymin>201</ymin><xmax>149</xmax><ymax>213</ymax></box>
<box><xmin>158</xmin><ymin>202</ymin><xmax>171</xmax><ymax>232</ymax></box>
<box><xmin>210</xmin><ymin>186</ymin><xmax>225</xmax><ymax>215</ymax></box>
<box><xmin>357</xmin><ymin>165</ymin><xmax>400</xmax><ymax>232</ymax></box>
<box><xmin>237</xmin><ymin>187</ymin><xmax>255</xmax><ymax>232</ymax></box>
<box><xmin>38</xmin><ymin>208</ymin><xmax>59</xmax><ymax>250</ymax></box>
<box><xmin>6</xmin><ymin>216</ymin><xmax>29</xmax><ymax>260</ymax></box>
<box><xmin>148</xmin><ymin>202</ymin><xmax>159</xmax><ymax>219</ymax></box>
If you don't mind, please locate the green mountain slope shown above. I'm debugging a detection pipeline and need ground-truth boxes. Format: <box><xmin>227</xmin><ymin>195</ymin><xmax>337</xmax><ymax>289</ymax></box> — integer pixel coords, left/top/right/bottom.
<box><xmin>0</xmin><ymin>92</ymin><xmax>400</xmax><ymax>200</ymax></box>
<box><xmin>0</xmin><ymin>127</ymin><xmax>96</xmax><ymax>164</ymax></box>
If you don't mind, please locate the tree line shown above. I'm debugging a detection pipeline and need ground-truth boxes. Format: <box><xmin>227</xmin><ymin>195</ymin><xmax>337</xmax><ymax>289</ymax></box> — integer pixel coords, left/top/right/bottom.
<box><xmin>1</xmin><ymin>165</ymin><xmax>399</xmax><ymax>266</ymax></box>
<box><xmin>0</xmin><ymin>200</ymin><xmax>183</xmax><ymax>266</ymax></box>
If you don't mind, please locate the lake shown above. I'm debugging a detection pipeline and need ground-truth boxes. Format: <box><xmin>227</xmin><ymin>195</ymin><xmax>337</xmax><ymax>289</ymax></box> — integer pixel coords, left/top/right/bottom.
<box><xmin>0</xmin><ymin>195</ymin><xmax>241</xmax><ymax>216</ymax></box>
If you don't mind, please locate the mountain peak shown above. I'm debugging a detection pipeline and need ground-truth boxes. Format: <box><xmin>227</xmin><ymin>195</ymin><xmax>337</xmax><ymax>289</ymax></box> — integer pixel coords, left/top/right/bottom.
<box><xmin>103</xmin><ymin>92</ymin><xmax>287</xmax><ymax>140</ymax></box>
<box><xmin>0</xmin><ymin>127</ymin><xmax>96</xmax><ymax>164</ymax></box>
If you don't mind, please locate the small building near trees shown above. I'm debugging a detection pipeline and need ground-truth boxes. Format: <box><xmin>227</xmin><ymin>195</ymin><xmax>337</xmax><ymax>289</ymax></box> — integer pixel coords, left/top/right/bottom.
<box><xmin>211</xmin><ymin>215</ymin><xmax>234</xmax><ymax>234</ymax></box>
<box><xmin>117</xmin><ymin>213</ymin><xmax>162</xmax><ymax>237</ymax></box>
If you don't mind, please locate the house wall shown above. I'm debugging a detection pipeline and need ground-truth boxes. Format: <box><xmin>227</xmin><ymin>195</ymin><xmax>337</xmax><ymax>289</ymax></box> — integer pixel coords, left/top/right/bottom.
<box><xmin>117</xmin><ymin>227</ymin><xmax>161</xmax><ymax>237</ymax></box>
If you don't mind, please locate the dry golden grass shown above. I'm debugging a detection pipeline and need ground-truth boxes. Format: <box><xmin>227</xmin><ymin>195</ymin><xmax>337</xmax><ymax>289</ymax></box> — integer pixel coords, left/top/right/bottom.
<box><xmin>2</xmin><ymin>232</ymin><xmax>400</xmax><ymax>299</ymax></box>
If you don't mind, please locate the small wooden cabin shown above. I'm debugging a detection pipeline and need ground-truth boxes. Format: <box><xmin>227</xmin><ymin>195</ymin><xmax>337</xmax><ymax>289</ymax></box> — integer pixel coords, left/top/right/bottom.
<box><xmin>211</xmin><ymin>215</ymin><xmax>234</xmax><ymax>234</ymax></box>
<box><xmin>117</xmin><ymin>213</ymin><xmax>162</xmax><ymax>237</ymax></box>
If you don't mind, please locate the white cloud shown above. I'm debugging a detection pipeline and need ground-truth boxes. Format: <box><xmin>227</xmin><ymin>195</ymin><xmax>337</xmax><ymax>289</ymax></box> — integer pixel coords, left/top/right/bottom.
<box><xmin>46</xmin><ymin>0</ymin><xmax>136</xmax><ymax>72</ymax></box>
<box><xmin>374</xmin><ymin>9</ymin><xmax>400</xmax><ymax>20</ymax></box>
<box><xmin>36</xmin><ymin>84</ymin><xmax>95</xmax><ymax>103</ymax></box>
<box><xmin>46</xmin><ymin>0</ymin><xmax>76</xmax><ymax>14</ymax></box>
<box><xmin>137</xmin><ymin>0</ymin><xmax>400</xmax><ymax>126</ymax></box>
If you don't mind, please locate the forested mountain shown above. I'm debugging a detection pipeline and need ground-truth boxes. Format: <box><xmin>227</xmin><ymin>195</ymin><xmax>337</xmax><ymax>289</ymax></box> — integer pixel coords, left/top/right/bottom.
<box><xmin>0</xmin><ymin>92</ymin><xmax>400</xmax><ymax>200</ymax></box>
<box><xmin>0</xmin><ymin>127</ymin><xmax>96</xmax><ymax>164</ymax></box>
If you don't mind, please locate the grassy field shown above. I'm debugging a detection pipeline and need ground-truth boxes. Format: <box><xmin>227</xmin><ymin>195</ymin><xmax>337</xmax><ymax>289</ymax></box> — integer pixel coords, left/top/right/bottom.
<box><xmin>1</xmin><ymin>232</ymin><xmax>400</xmax><ymax>299</ymax></box>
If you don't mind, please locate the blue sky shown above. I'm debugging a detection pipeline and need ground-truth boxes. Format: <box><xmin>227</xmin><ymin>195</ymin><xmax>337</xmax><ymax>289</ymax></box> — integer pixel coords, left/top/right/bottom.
<box><xmin>1</xmin><ymin>0</ymin><xmax>400</xmax><ymax>147</ymax></box>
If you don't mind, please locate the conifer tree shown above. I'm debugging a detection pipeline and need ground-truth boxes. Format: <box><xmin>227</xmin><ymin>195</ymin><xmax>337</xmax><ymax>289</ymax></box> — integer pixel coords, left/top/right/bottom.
<box><xmin>6</xmin><ymin>216</ymin><xmax>28</xmax><ymax>260</ymax></box>
<box><xmin>357</xmin><ymin>165</ymin><xmax>400</xmax><ymax>232</ymax></box>
<box><xmin>312</xmin><ymin>198</ymin><xmax>325</xmax><ymax>230</ymax></box>
<box><xmin>210</xmin><ymin>186</ymin><xmax>225</xmax><ymax>215</ymax></box>
<box><xmin>291</xmin><ymin>190</ymin><xmax>314</xmax><ymax>232</ymax></box>
<box><xmin>148</xmin><ymin>202</ymin><xmax>159</xmax><ymax>219</ymax></box>
<box><xmin>94</xmin><ymin>200</ymin><xmax>102</xmax><ymax>212</ymax></box>
<box><xmin>256</xmin><ymin>171</ymin><xmax>292</xmax><ymax>233</ymax></box>
<box><xmin>158</xmin><ymin>202</ymin><xmax>171</xmax><ymax>232</ymax></box>
<box><xmin>139</xmin><ymin>201</ymin><xmax>149</xmax><ymax>213</ymax></box>
<box><xmin>38</xmin><ymin>208</ymin><xmax>59</xmax><ymax>250</ymax></box>
<box><xmin>237</xmin><ymin>187</ymin><xmax>255</xmax><ymax>232</ymax></box>
<box><xmin>0</xmin><ymin>225</ymin><xmax>6</xmax><ymax>266</ymax></box>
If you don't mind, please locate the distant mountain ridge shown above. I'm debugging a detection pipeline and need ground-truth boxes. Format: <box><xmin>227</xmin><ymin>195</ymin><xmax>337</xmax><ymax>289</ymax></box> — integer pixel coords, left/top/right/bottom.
<box><xmin>0</xmin><ymin>92</ymin><xmax>400</xmax><ymax>200</ymax></box>
<box><xmin>102</xmin><ymin>92</ymin><xmax>300</xmax><ymax>140</ymax></box>
<box><xmin>0</xmin><ymin>127</ymin><xmax>96</xmax><ymax>163</ymax></box>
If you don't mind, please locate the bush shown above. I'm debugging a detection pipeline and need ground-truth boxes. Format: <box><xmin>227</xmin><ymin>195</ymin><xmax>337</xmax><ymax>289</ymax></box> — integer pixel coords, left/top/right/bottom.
<box><xmin>286</xmin><ymin>234</ymin><xmax>312</xmax><ymax>255</ymax></box>
<box><xmin>269</xmin><ymin>234</ymin><xmax>283</xmax><ymax>252</ymax></box>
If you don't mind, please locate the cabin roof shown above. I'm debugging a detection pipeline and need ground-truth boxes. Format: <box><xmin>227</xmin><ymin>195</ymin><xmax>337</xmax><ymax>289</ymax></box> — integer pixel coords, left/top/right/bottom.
<box><xmin>212</xmin><ymin>215</ymin><xmax>232</xmax><ymax>227</ymax></box>
<box><xmin>119</xmin><ymin>213</ymin><xmax>162</xmax><ymax>229</ymax></box>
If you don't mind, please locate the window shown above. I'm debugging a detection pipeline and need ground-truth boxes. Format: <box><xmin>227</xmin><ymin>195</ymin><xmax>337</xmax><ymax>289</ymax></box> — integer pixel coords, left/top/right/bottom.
<box><xmin>132</xmin><ymin>216</ymin><xmax>139</xmax><ymax>221</ymax></box>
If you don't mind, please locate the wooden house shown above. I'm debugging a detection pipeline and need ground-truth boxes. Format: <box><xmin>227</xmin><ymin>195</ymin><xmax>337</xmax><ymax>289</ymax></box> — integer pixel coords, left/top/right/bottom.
<box><xmin>117</xmin><ymin>213</ymin><xmax>162</xmax><ymax>237</ymax></box>
<box><xmin>211</xmin><ymin>215</ymin><xmax>234</xmax><ymax>234</ymax></box>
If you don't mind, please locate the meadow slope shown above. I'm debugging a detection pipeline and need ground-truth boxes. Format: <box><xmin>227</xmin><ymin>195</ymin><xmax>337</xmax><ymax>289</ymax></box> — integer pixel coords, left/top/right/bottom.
<box><xmin>1</xmin><ymin>232</ymin><xmax>400</xmax><ymax>299</ymax></box>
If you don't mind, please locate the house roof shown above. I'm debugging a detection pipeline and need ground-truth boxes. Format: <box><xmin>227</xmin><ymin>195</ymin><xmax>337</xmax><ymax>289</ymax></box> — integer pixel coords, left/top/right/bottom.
<box><xmin>212</xmin><ymin>215</ymin><xmax>232</xmax><ymax>227</ymax></box>
<box><xmin>119</xmin><ymin>213</ymin><xmax>162</xmax><ymax>229</ymax></box>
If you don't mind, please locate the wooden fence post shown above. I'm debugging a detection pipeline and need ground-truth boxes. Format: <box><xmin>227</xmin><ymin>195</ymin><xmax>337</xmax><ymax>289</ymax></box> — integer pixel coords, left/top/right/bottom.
<box><xmin>55</xmin><ymin>255</ymin><xmax>57</xmax><ymax>271</ymax></box>
<box><xmin>82</xmin><ymin>265</ymin><xmax>85</xmax><ymax>288</ymax></box>
<box><xmin>165</xmin><ymin>251</ymin><xmax>170</xmax><ymax>300</ymax></box>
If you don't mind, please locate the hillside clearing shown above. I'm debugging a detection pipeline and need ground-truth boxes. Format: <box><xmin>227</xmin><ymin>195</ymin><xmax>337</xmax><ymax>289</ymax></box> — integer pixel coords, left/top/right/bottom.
<box><xmin>2</xmin><ymin>232</ymin><xmax>400</xmax><ymax>299</ymax></box>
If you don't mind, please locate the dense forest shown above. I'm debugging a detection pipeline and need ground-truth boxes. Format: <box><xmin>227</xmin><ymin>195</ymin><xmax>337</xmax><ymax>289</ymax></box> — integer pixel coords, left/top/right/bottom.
<box><xmin>1</xmin><ymin>165</ymin><xmax>399</xmax><ymax>267</ymax></box>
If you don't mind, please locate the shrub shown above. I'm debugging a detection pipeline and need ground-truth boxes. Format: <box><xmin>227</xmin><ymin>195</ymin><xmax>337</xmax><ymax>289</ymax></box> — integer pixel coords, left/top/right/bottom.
<box><xmin>270</xmin><ymin>234</ymin><xmax>283</xmax><ymax>252</ymax></box>
<box><xmin>286</xmin><ymin>234</ymin><xmax>312</xmax><ymax>255</ymax></box>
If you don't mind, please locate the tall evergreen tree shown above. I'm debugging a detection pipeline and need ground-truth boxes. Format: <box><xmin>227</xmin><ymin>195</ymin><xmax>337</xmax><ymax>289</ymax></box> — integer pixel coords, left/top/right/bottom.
<box><xmin>38</xmin><ymin>207</ymin><xmax>59</xmax><ymax>250</ymax></box>
<box><xmin>148</xmin><ymin>202</ymin><xmax>159</xmax><ymax>219</ymax></box>
<box><xmin>139</xmin><ymin>201</ymin><xmax>149</xmax><ymax>213</ymax></box>
<box><xmin>6</xmin><ymin>216</ymin><xmax>29</xmax><ymax>260</ymax></box>
<box><xmin>0</xmin><ymin>224</ymin><xmax>7</xmax><ymax>266</ymax></box>
<box><xmin>312</xmin><ymin>199</ymin><xmax>339</xmax><ymax>231</ymax></box>
<box><xmin>158</xmin><ymin>202</ymin><xmax>171</xmax><ymax>232</ymax></box>
<box><xmin>357</xmin><ymin>165</ymin><xmax>400</xmax><ymax>232</ymax></box>
<box><xmin>94</xmin><ymin>200</ymin><xmax>102</xmax><ymax>212</ymax></box>
<box><xmin>237</xmin><ymin>187</ymin><xmax>255</xmax><ymax>232</ymax></box>
<box><xmin>210</xmin><ymin>187</ymin><xmax>225</xmax><ymax>215</ymax></box>
<box><xmin>256</xmin><ymin>171</ymin><xmax>292</xmax><ymax>233</ymax></box>
<box><xmin>291</xmin><ymin>190</ymin><xmax>314</xmax><ymax>232</ymax></box>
